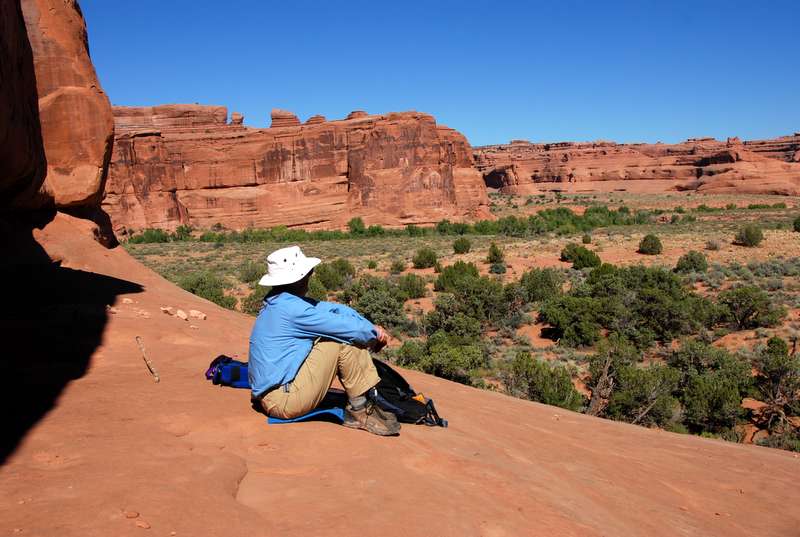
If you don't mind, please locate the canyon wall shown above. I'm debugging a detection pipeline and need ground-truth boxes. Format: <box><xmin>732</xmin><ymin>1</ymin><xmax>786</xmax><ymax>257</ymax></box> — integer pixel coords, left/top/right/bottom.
<box><xmin>103</xmin><ymin>107</ymin><xmax>490</xmax><ymax>234</ymax></box>
<box><xmin>474</xmin><ymin>135</ymin><xmax>800</xmax><ymax>196</ymax></box>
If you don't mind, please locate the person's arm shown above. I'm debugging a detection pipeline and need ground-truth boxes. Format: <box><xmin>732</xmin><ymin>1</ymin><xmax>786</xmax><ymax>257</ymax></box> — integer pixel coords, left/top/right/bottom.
<box><xmin>291</xmin><ymin>301</ymin><xmax>378</xmax><ymax>345</ymax></box>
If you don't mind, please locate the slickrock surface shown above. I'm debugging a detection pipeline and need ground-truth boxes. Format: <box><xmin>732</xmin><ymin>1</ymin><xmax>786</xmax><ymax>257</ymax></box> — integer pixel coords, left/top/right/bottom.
<box><xmin>2</xmin><ymin>212</ymin><xmax>799</xmax><ymax>537</ymax></box>
<box><xmin>18</xmin><ymin>0</ymin><xmax>114</xmax><ymax>208</ymax></box>
<box><xmin>103</xmin><ymin>106</ymin><xmax>489</xmax><ymax>233</ymax></box>
<box><xmin>475</xmin><ymin>135</ymin><xmax>800</xmax><ymax>195</ymax></box>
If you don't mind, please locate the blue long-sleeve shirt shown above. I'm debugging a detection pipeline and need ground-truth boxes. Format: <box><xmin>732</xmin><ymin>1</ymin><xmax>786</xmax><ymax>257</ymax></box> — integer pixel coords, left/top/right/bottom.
<box><xmin>248</xmin><ymin>292</ymin><xmax>378</xmax><ymax>398</ymax></box>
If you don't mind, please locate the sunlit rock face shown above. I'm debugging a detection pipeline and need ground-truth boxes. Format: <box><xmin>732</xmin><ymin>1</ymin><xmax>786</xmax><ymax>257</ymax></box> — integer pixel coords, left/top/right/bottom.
<box><xmin>103</xmin><ymin>107</ymin><xmax>490</xmax><ymax>234</ymax></box>
<box><xmin>474</xmin><ymin>135</ymin><xmax>800</xmax><ymax>196</ymax></box>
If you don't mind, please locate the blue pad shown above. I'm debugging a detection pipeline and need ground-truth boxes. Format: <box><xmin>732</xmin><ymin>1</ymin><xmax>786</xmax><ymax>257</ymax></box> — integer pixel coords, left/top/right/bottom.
<box><xmin>267</xmin><ymin>406</ymin><xmax>345</xmax><ymax>424</ymax></box>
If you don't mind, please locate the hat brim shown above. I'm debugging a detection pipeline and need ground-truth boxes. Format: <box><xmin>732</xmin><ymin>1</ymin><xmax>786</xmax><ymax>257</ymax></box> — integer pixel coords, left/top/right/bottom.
<box><xmin>257</xmin><ymin>257</ymin><xmax>321</xmax><ymax>287</ymax></box>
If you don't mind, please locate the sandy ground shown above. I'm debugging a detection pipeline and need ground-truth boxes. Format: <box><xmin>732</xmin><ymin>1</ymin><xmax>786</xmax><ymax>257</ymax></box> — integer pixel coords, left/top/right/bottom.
<box><xmin>1</xmin><ymin>213</ymin><xmax>799</xmax><ymax>536</ymax></box>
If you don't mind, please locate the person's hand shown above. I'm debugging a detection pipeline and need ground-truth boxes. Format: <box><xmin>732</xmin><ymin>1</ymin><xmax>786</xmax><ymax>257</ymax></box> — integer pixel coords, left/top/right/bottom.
<box><xmin>371</xmin><ymin>325</ymin><xmax>389</xmax><ymax>352</ymax></box>
<box><xmin>375</xmin><ymin>325</ymin><xmax>389</xmax><ymax>344</ymax></box>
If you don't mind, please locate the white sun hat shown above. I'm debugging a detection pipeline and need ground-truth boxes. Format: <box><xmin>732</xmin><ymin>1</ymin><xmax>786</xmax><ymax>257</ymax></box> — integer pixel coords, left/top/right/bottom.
<box><xmin>257</xmin><ymin>245</ymin><xmax>321</xmax><ymax>287</ymax></box>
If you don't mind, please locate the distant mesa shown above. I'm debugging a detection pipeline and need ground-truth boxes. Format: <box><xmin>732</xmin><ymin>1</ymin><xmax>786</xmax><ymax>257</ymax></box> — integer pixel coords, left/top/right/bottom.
<box><xmin>305</xmin><ymin>114</ymin><xmax>326</xmax><ymax>125</ymax></box>
<box><xmin>474</xmin><ymin>132</ymin><xmax>800</xmax><ymax>196</ymax></box>
<box><xmin>346</xmin><ymin>110</ymin><xmax>368</xmax><ymax>120</ymax></box>
<box><xmin>270</xmin><ymin>109</ymin><xmax>301</xmax><ymax>128</ymax></box>
<box><xmin>230</xmin><ymin>112</ymin><xmax>244</xmax><ymax>125</ymax></box>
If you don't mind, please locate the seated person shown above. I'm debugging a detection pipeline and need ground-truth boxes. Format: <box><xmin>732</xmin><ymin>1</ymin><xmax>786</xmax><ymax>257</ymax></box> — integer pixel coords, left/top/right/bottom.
<box><xmin>248</xmin><ymin>246</ymin><xmax>400</xmax><ymax>436</ymax></box>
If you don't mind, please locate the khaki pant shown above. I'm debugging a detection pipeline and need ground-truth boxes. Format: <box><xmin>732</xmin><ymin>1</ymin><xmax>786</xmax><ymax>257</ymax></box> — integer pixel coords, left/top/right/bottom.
<box><xmin>261</xmin><ymin>340</ymin><xmax>380</xmax><ymax>419</ymax></box>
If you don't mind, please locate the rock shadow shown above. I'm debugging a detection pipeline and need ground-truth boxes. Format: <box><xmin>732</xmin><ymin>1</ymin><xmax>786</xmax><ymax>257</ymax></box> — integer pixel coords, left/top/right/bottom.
<box><xmin>0</xmin><ymin>211</ymin><xmax>142</xmax><ymax>464</ymax></box>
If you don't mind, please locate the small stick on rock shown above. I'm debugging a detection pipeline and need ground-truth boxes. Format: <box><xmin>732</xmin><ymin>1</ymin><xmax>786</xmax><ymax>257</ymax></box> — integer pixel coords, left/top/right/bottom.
<box><xmin>135</xmin><ymin>335</ymin><xmax>160</xmax><ymax>383</ymax></box>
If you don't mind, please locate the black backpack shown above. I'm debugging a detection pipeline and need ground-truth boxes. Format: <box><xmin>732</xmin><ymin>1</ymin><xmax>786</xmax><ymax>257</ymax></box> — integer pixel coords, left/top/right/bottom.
<box><xmin>371</xmin><ymin>359</ymin><xmax>448</xmax><ymax>427</ymax></box>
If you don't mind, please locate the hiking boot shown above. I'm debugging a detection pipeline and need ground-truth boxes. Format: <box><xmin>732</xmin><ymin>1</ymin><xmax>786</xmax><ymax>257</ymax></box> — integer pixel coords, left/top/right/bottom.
<box><xmin>343</xmin><ymin>401</ymin><xmax>401</xmax><ymax>436</ymax></box>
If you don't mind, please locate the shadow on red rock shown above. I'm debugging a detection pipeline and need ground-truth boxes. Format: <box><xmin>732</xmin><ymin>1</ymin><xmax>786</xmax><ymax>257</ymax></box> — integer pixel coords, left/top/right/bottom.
<box><xmin>0</xmin><ymin>212</ymin><xmax>141</xmax><ymax>464</ymax></box>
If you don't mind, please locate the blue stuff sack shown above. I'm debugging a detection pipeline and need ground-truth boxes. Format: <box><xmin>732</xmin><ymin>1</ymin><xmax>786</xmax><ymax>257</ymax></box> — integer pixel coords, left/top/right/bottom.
<box><xmin>205</xmin><ymin>355</ymin><xmax>250</xmax><ymax>389</ymax></box>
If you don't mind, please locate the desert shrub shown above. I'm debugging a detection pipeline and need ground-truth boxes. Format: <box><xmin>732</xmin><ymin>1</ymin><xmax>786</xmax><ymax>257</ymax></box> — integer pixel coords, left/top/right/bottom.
<box><xmin>682</xmin><ymin>371</ymin><xmax>745</xmax><ymax>434</ymax></box>
<box><xmin>390</xmin><ymin>259</ymin><xmax>405</xmax><ymax>274</ymax></box>
<box><xmin>347</xmin><ymin>217</ymin><xmax>366</xmax><ymax>235</ymax></box>
<box><xmin>489</xmin><ymin>262</ymin><xmax>507</xmax><ymax>274</ymax></box>
<box><xmin>238</xmin><ymin>260</ymin><xmax>267</xmax><ymax>284</ymax></box>
<box><xmin>366</xmin><ymin>224</ymin><xmax>385</xmax><ymax>236</ymax></box>
<box><xmin>668</xmin><ymin>340</ymin><xmax>750</xmax><ymax>390</ymax></box>
<box><xmin>519</xmin><ymin>268</ymin><xmax>564</xmax><ymax>303</ymax></box>
<box><xmin>394</xmin><ymin>339</ymin><xmax>425</xmax><ymax>364</ymax></box>
<box><xmin>423</xmin><ymin>294</ymin><xmax>482</xmax><ymax>340</ymax></box>
<box><xmin>754</xmin><ymin>337</ymin><xmax>800</xmax><ymax>431</ymax></box>
<box><xmin>178</xmin><ymin>271</ymin><xmax>236</xmax><ymax>309</ymax></box>
<box><xmin>705</xmin><ymin>239</ymin><xmax>721</xmax><ymax>251</ymax></box>
<box><xmin>671</xmin><ymin>341</ymin><xmax>752</xmax><ymax>435</ymax></box>
<box><xmin>605</xmin><ymin>364</ymin><xmax>679</xmax><ymax>427</ymax></box>
<box><xmin>560</xmin><ymin>243</ymin><xmax>601</xmax><ymax>269</ymax></box>
<box><xmin>638</xmin><ymin>234</ymin><xmax>663</xmax><ymax>255</ymax></box>
<box><xmin>585</xmin><ymin>335</ymin><xmax>641</xmax><ymax>415</ymax></box>
<box><xmin>539</xmin><ymin>295</ymin><xmax>603</xmax><ymax>346</ymax></box>
<box><xmin>487</xmin><ymin>242</ymin><xmax>505</xmax><ymax>264</ymax></box>
<box><xmin>726</xmin><ymin>203</ymin><xmax>737</xmax><ymax>210</ymax></box>
<box><xmin>428</xmin><ymin>273</ymin><xmax>512</xmax><ymax>334</ymax></box>
<box><xmin>344</xmin><ymin>276</ymin><xmax>408</xmax><ymax>330</ymax></box>
<box><xmin>366</xmin><ymin>259</ymin><xmax>378</xmax><ymax>269</ymax></box>
<box><xmin>405</xmin><ymin>224</ymin><xmax>424</xmax><ymax>237</ymax></box>
<box><xmin>734</xmin><ymin>224</ymin><xmax>764</xmax><ymax>247</ymax></box>
<box><xmin>396</xmin><ymin>273</ymin><xmax>426</xmax><ymax>299</ymax></box>
<box><xmin>307</xmin><ymin>275</ymin><xmax>327</xmax><ymax>301</ymax></box>
<box><xmin>582</xmin><ymin>233</ymin><xmax>592</xmax><ymax>244</ymax></box>
<box><xmin>505</xmin><ymin>352</ymin><xmax>584</xmax><ymax>411</ymax></box>
<box><xmin>171</xmin><ymin>224</ymin><xmax>193</xmax><ymax>241</ymax></box>
<box><xmin>412</xmin><ymin>247</ymin><xmax>438</xmax><ymax>269</ymax></box>
<box><xmin>128</xmin><ymin>228</ymin><xmax>170</xmax><ymax>244</ymax></box>
<box><xmin>757</xmin><ymin>431</ymin><xmax>800</xmax><ymax>452</ymax></box>
<box><xmin>718</xmin><ymin>285</ymin><xmax>786</xmax><ymax>329</ymax></box>
<box><xmin>397</xmin><ymin>331</ymin><xmax>486</xmax><ymax>385</ymax></box>
<box><xmin>793</xmin><ymin>215</ymin><xmax>800</xmax><ymax>233</ymax></box>
<box><xmin>453</xmin><ymin>237</ymin><xmax>472</xmax><ymax>254</ymax></box>
<box><xmin>241</xmin><ymin>288</ymin><xmax>266</xmax><ymax>315</ymax></box>
<box><xmin>540</xmin><ymin>264</ymin><xmax>721</xmax><ymax>348</ymax></box>
<box><xmin>434</xmin><ymin>261</ymin><xmax>480</xmax><ymax>292</ymax></box>
<box><xmin>449</xmin><ymin>275</ymin><xmax>511</xmax><ymax>324</ymax></box>
<box><xmin>675</xmin><ymin>251</ymin><xmax>708</xmax><ymax>273</ymax></box>
<box><xmin>315</xmin><ymin>258</ymin><xmax>356</xmax><ymax>290</ymax></box>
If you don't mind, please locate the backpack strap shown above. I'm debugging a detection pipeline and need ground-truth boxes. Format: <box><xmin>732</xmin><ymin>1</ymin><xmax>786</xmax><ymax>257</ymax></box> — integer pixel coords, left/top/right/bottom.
<box><xmin>423</xmin><ymin>399</ymin><xmax>448</xmax><ymax>427</ymax></box>
<box><xmin>367</xmin><ymin>386</ymin><xmax>409</xmax><ymax>418</ymax></box>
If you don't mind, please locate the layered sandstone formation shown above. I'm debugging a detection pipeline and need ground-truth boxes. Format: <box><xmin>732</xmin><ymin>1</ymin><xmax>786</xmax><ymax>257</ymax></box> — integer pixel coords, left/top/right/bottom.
<box><xmin>269</xmin><ymin>108</ymin><xmax>300</xmax><ymax>128</ymax></box>
<box><xmin>474</xmin><ymin>135</ymin><xmax>800</xmax><ymax>196</ymax></box>
<box><xmin>103</xmin><ymin>107</ymin><xmax>489</xmax><ymax>233</ymax></box>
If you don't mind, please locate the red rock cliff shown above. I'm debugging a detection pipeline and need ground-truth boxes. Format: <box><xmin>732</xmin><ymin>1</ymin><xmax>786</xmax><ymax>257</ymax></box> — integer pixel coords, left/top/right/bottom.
<box><xmin>103</xmin><ymin>107</ymin><xmax>489</xmax><ymax>233</ymax></box>
<box><xmin>17</xmin><ymin>0</ymin><xmax>114</xmax><ymax>209</ymax></box>
<box><xmin>474</xmin><ymin>135</ymin><xmax>800</xmax><ymax>196</ymax></box>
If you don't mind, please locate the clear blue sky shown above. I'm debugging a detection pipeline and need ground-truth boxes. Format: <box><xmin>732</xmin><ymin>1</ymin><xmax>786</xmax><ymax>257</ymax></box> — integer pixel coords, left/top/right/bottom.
<box><xmin>81</xmin><ymin>0</ymin><xmax>799</xmax><ymax>146</ymax></box>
